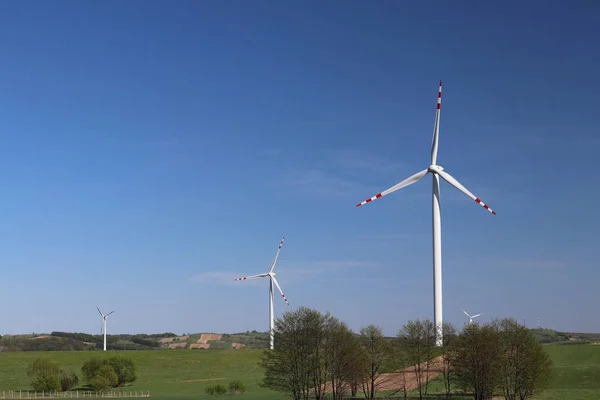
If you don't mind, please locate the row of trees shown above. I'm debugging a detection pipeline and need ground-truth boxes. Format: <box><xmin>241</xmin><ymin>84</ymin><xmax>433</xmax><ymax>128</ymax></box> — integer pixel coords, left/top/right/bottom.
<box><xmin>259</xmin><ymin>307</ymin><xmax>552</xmax><ymax>400</ymax></box>
<box><xmin>27</xmin><ymin>356</ymin><xmax>138</xmax><ymax>392</ymax></box>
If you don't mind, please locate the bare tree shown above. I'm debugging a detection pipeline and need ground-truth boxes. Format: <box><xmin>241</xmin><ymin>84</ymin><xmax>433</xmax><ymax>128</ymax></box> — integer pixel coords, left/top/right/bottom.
<box><xmin>494</xmin><ymin>318</ymin><xmax>553</xmax><ymax>400</ymax></box>
<box><xmin>398</xmin><ymin>319</ymin><xmax>436</xmax><ymax>400</ymax></box>
<box><xmin>359</xmin><ymin>325</ymin><xmax>394</xmax><ymax>400</ymax></box>
<box><xmin>324</xmin><ymin>320</ymin><xmax>362</xmax><ymax>400</ymax></box>
<box><xmin>260</xmin><ymin>307</ymin><xmax>328</xmax><ymax>400</ymax></box>
<box><xmin>452</xmin><ymin>323</ymin><xmax>502</xmax><ymax>400</ymax></box>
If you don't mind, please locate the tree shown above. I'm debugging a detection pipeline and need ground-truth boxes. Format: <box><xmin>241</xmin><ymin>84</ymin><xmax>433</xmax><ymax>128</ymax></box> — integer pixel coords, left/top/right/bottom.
<box><xmin>27</xmin><ymin>359</ymin><xmax>61</xmax><ymax>392</ymax></box>
<box><xmin>398</xmin><ymin>319</ymin><xmax>436</xmax><ymax>400</ymax></box>
<box><xmin>81</xmin><ymin>356</ymin><xmax>137</xmax><ymax>389</ymax></box>
<box><xmin>359</xmin><ymin>325</ymin><xmax>395</xmax><ymax>400</ymax></box>
<box><xmin>32</xmin><ymin>376</ymin><xmax>61</xmax><ymax>392</ymax></box>
<box><xmin>105</xmin><ymin>356</ymin><xmax>137</xmax><ymax>386</ymax></box>
<box><xmin>27</xmin><ymin>358</ymin><xmax>60</xmax><ymax>379</ymax></box>
<box><xmin>494</xmin><ymin>318</ymin><xmax>553</xmax><ymax>400</ymax></box>
<box><xmin>452</xmin><ymin>323</ymin><xmax>502</xmax><ymax>400</ymax></box>
<box><xmin>324</xmin><ymin>321</ymin><xmax>362</xmax><ymax>400</ymax></box>
<box><xmin>260</xmin><ymin>307</ymin><xmax>328</xmax><ymax>400</ymax></box>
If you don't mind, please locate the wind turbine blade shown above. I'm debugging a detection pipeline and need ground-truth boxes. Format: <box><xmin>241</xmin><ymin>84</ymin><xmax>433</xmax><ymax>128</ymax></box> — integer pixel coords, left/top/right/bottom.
<box><xmin>356</xmin><ymin>169</ymin><xmax>429</xmax><ymax>207</ymax></box>
<box><xmin>234</xmin><ymin>273</ymin><xmax>269</xmax><ymax>281</ymax></box>
<box><xmin>96</xmin><ymin>306</ymin><xmax>103</xmax><ymax>317</ymax></box>
<box><xmin>431</xmin><ymin>81</ymin><xmax>442</xmax><ymax>165</ymax></box>
<box><xmin>461</xmin><ymin>309</ymin><xmax>471</xmax><ymax>318</ymax></box>
<box><xmin>436</xmin><ymin>169</ymin><xmax>496</xmax><ymax>215</ymax></box>
<box><xmin>472</xmin><ymin>313</ymin><xmax>483</xmax><ymax>318</ymax></box>
<box><xmin>106</xmin><ymin>311</ymin><xmax>115</xmax><ymax>317</ymax></box>
<box><xmin>269</xmin><ymin>236</ymin><xmax>285</xmax><ymax>273</ymax></box>
<box><xmin>271</xmin><ymin>277</ymin><xmax>289</xmax><ymax>305</ymax></box>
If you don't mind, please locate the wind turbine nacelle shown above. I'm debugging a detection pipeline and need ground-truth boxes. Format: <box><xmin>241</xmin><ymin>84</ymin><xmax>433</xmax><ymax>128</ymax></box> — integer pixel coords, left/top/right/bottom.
<box><xmin>429</xmin><ymin>165</ymin><xmax>444</xmax><ymax>173</ymax></box>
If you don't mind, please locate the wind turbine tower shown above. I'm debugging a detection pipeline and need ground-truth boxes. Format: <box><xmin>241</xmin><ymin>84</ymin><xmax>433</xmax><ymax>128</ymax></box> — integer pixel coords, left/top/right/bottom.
<box><xmin>97</xmin><ymin>307</ymin><xmax>114</xmax><ymax>351</ymax></box>
<box><xmin>235</xmin><ymin>237</ymin><xmax>289</xmax><ymax>350</ymax></box>
<box><xmin>356</xmin><ymin>81</ymin><xmax>497</xmax><ymax>346</ymax></box>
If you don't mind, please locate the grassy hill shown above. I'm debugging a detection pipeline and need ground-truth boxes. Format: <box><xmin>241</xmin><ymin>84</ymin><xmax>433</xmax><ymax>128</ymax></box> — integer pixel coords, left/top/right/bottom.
<box><xmin>0</xmin><ymin>331</ymin><xmax>271</xmax><ymax>352</ymax></box>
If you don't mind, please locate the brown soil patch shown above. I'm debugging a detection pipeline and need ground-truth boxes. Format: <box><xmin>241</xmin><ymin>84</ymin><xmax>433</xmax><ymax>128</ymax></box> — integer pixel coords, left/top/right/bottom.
<box><xmin>231</xmin><ymin>343</ymin><xmax>246</xmax><ymax>350</ymax></box>
<box><xmin>33</xmin><ymin>336</ymin><xmax>49</xmax><ymax>340</ymax></box>
<box><xmin>178</xmin><ymin>378</ymin><xmax>225</xmax><ymax>383</ymax></box>
<box><xmin>324</xmin><ymin>356</ymin><xmax>445</xmax><ymax>393</ymax></box>
<box><xmin>190</xmin><ymin>343</ymin><xmax>211</xmax><ymax>349</ymax></box>
<box><xmin>198</xmin><ymin>333</ymin><xmax>222</xmax><ymax>343</ymax></box>
<box><xmin>175</xmin><ymin>335</ymin><xmax>190</xmax><ymax>341</ymax></box>
<box><xmin>168</xmin><ymin>342</ymin><xmax>188</xmax><ymax>349</ymax></box>
<box><xmin>159</xmin><ymin>337</ymin><xmax>175</xmax><ymax>343</ymax></box>
<box><xmin>376</xmin><ymin>356</ymin><xmax>444</xmax><ymax>392</ymax></box>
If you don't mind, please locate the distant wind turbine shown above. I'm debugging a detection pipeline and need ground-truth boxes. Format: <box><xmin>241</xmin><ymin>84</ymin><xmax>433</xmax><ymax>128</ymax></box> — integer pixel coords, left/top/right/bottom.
<box><xmin>462</xmin><ymin>309</ymin><xmax>483</xmax><ymax>325</ymax></box>
<box><xmin>97</xmin><ymin>307</ymin><xmax>114</xmax><ymax>351</ymax></box>
<box><xmin>234</xmin><ymin>237</ymin><xmax>289</xmax><ymax>350</ymax></box>
<box><xmin>356</xmin><ymin>81</ymin><xmax>497</xmax><ymax>347</ymax></box>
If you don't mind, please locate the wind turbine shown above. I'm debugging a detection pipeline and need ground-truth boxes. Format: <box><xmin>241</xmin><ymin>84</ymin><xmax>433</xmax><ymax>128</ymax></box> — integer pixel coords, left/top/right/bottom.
<box><xmin>355</xmin><ymin>81</ymin><xmax>496</xmax><ymax>347</ymax></box>
<box><xmin>97</xmin><ymin>307</ymin><xmax>114</xmax><ymax>351</ymax></box>
<box><xmin>234</xmin><ymin>237</ymin><xmax>289</xmax><ymax>350</ymax></box>
<box><xmin>462</xmin><ymin>309</ymin><xmax>483</xmax><ymax>325</ymax></box>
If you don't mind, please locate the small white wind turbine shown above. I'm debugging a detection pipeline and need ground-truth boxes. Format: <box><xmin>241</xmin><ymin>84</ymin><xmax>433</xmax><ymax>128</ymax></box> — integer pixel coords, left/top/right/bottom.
<box><xmin>462</xmin><ymin>309</ymin><xmax>483</xmax><ymax>325</ymax></box>
<box><xmin>235</xmin><ymin>237</ymin><xmax>289</xmax><ymax>350</ymax></box>
<box><xmin>356</xmin><ymin>81</ymin><xmax>497</xmax><ymax>347</ymax></box>
<box><xmin>97</xmin><ymin>307</ymin><xmax>114</xmax><ymax>351</ymax></box>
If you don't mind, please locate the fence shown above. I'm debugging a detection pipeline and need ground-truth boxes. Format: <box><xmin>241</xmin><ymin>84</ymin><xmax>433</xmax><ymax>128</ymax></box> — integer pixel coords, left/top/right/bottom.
<box><xmin>1</xmin><ymin>391</ymin><xmax>150</xmax><ymax>399</ymax></box>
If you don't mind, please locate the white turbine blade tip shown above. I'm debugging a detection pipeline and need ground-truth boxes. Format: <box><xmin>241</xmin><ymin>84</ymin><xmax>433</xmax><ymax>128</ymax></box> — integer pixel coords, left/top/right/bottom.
<box><xmin>436</xmin><ymin>169</ymin><xmax>497</xmax><ymax>215</ymax></box>
<box><xmin>271</xmin><ymin>277</ymin><xmax>289</xmax><ymax>305</ymax></box>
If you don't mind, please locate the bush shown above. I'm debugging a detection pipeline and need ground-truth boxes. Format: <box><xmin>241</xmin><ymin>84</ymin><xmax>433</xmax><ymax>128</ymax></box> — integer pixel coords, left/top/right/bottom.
<box><xmin>81</xmin><ymin>356</ymin><xmax>137</xmax><ymax>388</ymax></box>
<box><xmin>228</xmin><ymin>380</ymin><xmax>246</xmax><ymax>394</ymax></box>
<box><xmin>59</xmin><ymin>371</ymin><xmax>79</xmax><ymax>391</ymax></box>
<box><xmin>27</xmin><ymin>359</ymin><xmax>60</xmax><ymax>379</ymax></box>
<box><xmin>105</xmin><ymin>356</ymin><xmax>137</xmax><ymax>386</ymax></box>
<box><xmin>32</xmin><ymin>375</ymin><xmax>61</xmax><ymax>392</ymax></box>
<box><xmin>96</xmin><ymin>365</ymin><xmax>119</xmax><ymax>388</ymax></box>
<box><xmin>205</xmin><ymin>384</ymin><xmax>227</xmax><ymax>395</ymax></box>
<box><xmin>89</xmin><ymin>375</ymin><xmax>111</xmax><ymax>391</ymax></box>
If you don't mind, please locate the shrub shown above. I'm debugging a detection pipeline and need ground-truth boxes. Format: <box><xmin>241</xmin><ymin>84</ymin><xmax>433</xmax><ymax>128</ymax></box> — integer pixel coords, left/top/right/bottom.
<box><xmin>59</xmin><ymin>371</ymin><xmax>79</xmax><ymax>391</ymax></box>
<box><xmin>96</xmin><ymin>365</ymin><xmax>119</xmax><ymax>388</ymax></box>
<box><xmin>81</xmin><ymin>356</ymin><xmax>137</xmax><ymax>388</ymax></box>
<box><xmin>27</xmin><ymin>359</ymin><xmax>60</xmax><ymax>379</ymax></box>
<box><xmin>89</xmin><ymin>375</ymin><xmax>111</xmax><ymax>391</ymax></box>
<box><xmin>105</xmin><ymin>356</ymin><xmax>137</xmax><ymax>386</ymax></box>
<box><xmin>32</xmin><ymin>375</ymin><xmax>61</xmax><ymax>392</ymax></box>
<box><xmin>228</xmin><ymin>380</ymin><xmax>246</xmax><ymax>394</ymax></box>
<box><xmin>205</xmin><ymin>384</ymin><xmax>227</xmax><ymax>395</ymax></box>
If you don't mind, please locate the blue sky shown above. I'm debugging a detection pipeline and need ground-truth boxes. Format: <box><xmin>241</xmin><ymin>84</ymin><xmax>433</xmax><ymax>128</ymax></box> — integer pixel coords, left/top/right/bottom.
<box><xmin>1</xmin><ymin>1</ymin><xmax>599</xmax><ymax>336</ymax></box>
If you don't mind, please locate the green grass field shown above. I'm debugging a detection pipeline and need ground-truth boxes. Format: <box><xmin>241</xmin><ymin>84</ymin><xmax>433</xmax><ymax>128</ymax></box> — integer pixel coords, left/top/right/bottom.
<box><xmin>0</xmin><ymin>344</ymin><xmax>599</xmax><ymax>400</ymax></box>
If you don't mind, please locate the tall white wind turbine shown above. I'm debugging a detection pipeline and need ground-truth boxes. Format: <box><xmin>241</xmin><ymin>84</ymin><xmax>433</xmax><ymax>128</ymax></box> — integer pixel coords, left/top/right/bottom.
<box><xmin>97</xmin><ymin>307</ymin><xmax>114</xmax><ymax>351</ymax></box>
<box><xmin>356</xmin><ymin>81</ymin><xmax>496</xmax><ymax>347</ymax></box>
<box><xmin>234</xmin><ymin>237</ymin><xmax>289</xmax><ymax>350</ymax></box>
<box><xmin>462</xmin><ymin>309</ymin><xmax>483</xmax><ymax>325</ymax></box>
